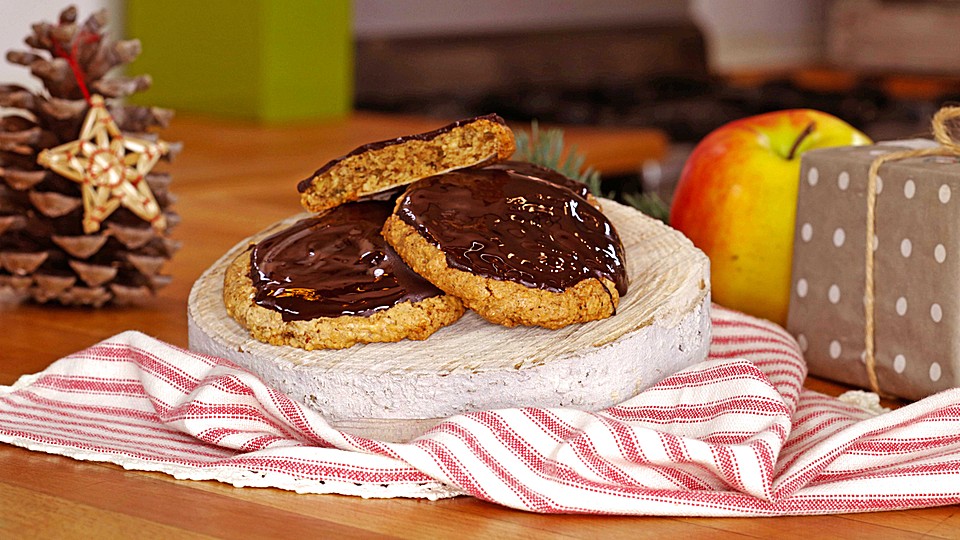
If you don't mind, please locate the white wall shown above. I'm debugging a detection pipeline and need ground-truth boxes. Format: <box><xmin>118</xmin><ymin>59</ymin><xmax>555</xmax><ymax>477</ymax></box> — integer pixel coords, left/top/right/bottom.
<box><xmin>354</xmin><ymin>0</ymin><xmax>827</xmax><ymax>73</ymax></box>
<box><xmin>690</xmin><ymin>0</ymin><xmax>828</xmax><ymax>73</ymax></box>
<box><xmin>2</xmin><ymin>1</ymin><xmax>827</xmax><ymax>92</ymax></box>
<box><xmin>353</xmin><ymin>0</ymin><xmax>689</xmax><ymax>38</ymax></box>
<box><xmin>0</xmin><ymin>0</ymin><xmax>114</xmax><ymax>90</ymax></box>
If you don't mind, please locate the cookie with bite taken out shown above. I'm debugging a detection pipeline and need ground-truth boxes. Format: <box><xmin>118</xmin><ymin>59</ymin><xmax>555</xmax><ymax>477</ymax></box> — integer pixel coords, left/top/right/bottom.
<box><xmin>297</xmin><ymin>114</ymin><xmax>516</xmax><ymax>213</ymax></box>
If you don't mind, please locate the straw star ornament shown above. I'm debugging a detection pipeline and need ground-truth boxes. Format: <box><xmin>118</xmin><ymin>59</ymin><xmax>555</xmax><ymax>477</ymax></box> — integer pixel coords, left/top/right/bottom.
<box><xmin>37</xmin><ymin>95</ymin><xmax>170</xmax><ymax>234</ymax></box>
<box><xmin>2</xmin><ymin>6</ymin><xmax>179</xmax><ymax>307</ymax></box>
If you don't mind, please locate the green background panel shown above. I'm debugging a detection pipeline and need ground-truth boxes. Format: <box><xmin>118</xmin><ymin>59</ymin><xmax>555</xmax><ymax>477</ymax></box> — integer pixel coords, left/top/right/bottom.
<box><xmin>126</xmin><ymin>0</ymin><xmax>352</xmax><ymax>122</ymax></box>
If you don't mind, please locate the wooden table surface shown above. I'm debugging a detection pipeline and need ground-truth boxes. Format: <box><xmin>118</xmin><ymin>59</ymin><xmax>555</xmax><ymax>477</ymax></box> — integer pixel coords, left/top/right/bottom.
<box><xmin>2</xmin><ymin>112</ymin><xmax>957</xmax><ymax>538</ymax></box>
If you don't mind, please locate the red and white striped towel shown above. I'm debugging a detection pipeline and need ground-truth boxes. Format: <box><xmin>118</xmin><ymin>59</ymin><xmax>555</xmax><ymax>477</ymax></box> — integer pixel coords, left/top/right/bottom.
<box><xmin>2</xmin><ymin>305</ymin><xmax>959</xmax><ymax>515</ymax></box>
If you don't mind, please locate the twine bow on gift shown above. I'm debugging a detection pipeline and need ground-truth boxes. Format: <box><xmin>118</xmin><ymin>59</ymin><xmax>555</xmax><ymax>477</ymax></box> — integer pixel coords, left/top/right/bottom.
<box><xmin>863</xmin><ymin>106</ymin><xmax>960</xmax><ymax>395</ymax></box>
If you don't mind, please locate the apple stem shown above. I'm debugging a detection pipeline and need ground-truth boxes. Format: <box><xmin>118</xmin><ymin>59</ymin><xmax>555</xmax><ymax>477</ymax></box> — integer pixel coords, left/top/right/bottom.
<box><xmin>787</xmin><ymin>121</ymin><xmax>816</xmax><ymax>161</ymax></box>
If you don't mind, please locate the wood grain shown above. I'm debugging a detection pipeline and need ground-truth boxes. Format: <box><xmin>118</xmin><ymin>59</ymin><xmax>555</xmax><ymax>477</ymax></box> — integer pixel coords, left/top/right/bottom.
<box><xmin>0</xmin><ymin>112</ymin><xmax>953</xmax><ymax>537</ymax></box>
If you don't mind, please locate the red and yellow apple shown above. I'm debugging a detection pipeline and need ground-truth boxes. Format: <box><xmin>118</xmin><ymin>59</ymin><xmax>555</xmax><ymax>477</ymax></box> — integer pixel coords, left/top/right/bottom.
<box><xmin>670</xmin><ymin>109</ymin><xmax>871</xmax><ymax>326</ymax></box>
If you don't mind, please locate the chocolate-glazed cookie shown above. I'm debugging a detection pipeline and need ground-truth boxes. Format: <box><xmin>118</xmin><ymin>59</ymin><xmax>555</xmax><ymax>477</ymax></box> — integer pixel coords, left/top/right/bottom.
<box><xmin>224</xmin><ymin>201</ymin><xmax>464</xmax><ymax>350</ymax></box>
<box><xmin>483</xmin><ymin>160</ymin><xmax>597</xmax><ymax>207</ymax></box>
<box><xmin>298</xmin><ymin>114</ymin><xmax>515</xmax><ymax>214</ymax></box>
<box><xmin>382</xmin><ymin>168</ymin><xmax>628</xmax><ymax>329</ymax></box>
<box><xmin>250</xmin><ymin>201</ymin><xmax>443</xmax><ymax>320</ymax></box>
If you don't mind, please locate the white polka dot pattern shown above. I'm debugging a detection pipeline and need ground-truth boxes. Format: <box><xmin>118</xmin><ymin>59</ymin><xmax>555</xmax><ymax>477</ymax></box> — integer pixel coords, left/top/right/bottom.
<box><xmin>838</xmin><ymin>172</ymin><xmax>850</xmax><ymax>190</ymax></box>
<box><xmin>904</xmin><ymin>179</ymin><xmax>916</xmax><ymax>199</ymax></box>
<box><xmin>828</xmin><ymin>284</ymin><xmax>841</xmax><ymax>304</ymax></box>
<box><xmin>930</xmin><ymin>362</ymin><xmax>942</xmax><ymax>382</ymax></box>
<box><xmin>829</xmin><ymin>340</ymin><xmax>842</xmax><ymax>359</ymax></box>
<box><xmin>894</xmin><ymin>354</ymin><xmax>906</xmax><ymax>374</ymax></box>
<box><xmin>931</xmin><ymin>303</ymin><xmax>943</xmax><ymax>323</ymax></box>
<box><xmin>833</xmin><ymin>228</ymin><xmax>845</xmax><ymax>247</ymax></box>
<box><xmin>790</xmin><ymin>144</ymin><xmax>960</xmax><ymax>400</ymax></box>
<box><xmin>896</xmin><ymin>297</ymin><xmax>908</xmax><ymax>316</ymax></box>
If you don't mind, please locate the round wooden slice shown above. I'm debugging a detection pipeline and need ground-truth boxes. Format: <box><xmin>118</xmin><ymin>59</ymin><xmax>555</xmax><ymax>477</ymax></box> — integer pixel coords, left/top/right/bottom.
<box><xmin>188</xmin><ymin>199</ymin><xmax>711</xmax><ymax>442</ymax></box>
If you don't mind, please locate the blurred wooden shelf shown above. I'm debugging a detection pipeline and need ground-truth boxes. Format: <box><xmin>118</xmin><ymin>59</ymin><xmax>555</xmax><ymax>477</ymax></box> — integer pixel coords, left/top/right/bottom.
<box><xmin>724</xmin><ymin>67</ymin><xmax>960</xmax><ymax>101</ymax></box>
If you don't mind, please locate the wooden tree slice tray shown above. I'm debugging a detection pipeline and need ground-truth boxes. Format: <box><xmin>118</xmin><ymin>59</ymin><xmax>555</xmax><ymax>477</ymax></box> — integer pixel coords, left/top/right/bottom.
<box><xmin>188</xmin><ymin>199</ymin><xmax>711</xmax><ymax>442</ymax></box>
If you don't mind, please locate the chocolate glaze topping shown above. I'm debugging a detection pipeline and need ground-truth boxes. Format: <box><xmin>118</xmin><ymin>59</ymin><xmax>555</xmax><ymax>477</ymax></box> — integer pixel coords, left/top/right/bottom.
<box><xmin>484</xmin><ymin>161</ymin><xmax>592</xmax><ymax>201</ymax></box>
<box><xmin>250</xmin><ymin>201</ymin><xmax>444</xmax><ymax>321</ymax></box>
<box><xmin>395</xmin><ymin>169</ymin><xmax>628</xmax><ymax>296</ymax></box>
<box><xmin>297</xmin><ymin>113</ymin><xmax>507</xmax><ymax>193</ymax></box>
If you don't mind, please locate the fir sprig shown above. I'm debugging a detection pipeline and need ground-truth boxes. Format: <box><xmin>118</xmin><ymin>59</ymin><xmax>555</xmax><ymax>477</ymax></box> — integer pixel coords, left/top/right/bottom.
<box><xmin>514</xmin><ymin>121</ymin><xmax>602</xmax><ymax>194</ymax></box>
<box><xmin>622</xmin><ymin>191</ymin><xmax>670</xmax><ymax>222</ymax></box>
<box><xmin>514</xmin><ymin>121</ymin><xmax>671</xmax><ymax>222</ymax></box>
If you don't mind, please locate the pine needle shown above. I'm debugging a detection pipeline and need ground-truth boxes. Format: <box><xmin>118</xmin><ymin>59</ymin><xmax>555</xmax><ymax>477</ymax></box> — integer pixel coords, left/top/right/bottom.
<box><xmin>514</xmin><ymin>120</ymin><xmax>670</xmax><ymax>222</ymax></box>
<box><xmin>514</xmin><ymin>120</ymin><xmax>602</xmax><ymax>195</ymax></box>
<box><xmin>622</xmin><ymin>192</ymin><xmax>671</xmax><ymax>222</ymax></box>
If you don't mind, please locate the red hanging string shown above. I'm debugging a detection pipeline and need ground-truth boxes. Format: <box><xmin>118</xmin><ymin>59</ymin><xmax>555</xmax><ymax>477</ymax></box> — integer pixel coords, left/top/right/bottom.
<box><xmin>51</xmin><ymin>29</ymin><xmax>101</xmax><ymax>104</ymax></box>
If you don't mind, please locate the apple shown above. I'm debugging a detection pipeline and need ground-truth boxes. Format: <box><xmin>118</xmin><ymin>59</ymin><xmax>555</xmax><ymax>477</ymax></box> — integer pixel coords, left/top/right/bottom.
<box><xmin>669</xmin><ymin>109</ymin><xmax>871</xmax><ymax>326</ymax></box>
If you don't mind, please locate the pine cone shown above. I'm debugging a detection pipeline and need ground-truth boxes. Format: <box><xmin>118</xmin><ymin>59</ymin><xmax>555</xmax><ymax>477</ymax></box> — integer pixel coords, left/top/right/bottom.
<box><xmin>0</xmin><ymin>6</ymin><xmax>180</xmax><ymax>307</ymax></box>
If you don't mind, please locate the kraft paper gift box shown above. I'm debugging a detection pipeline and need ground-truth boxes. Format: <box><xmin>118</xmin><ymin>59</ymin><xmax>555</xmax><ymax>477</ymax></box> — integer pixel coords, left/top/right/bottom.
<box><xmin>787</xmin><ymin>141</ymin><xmax>960</xmax><ymax>400</ymax></box>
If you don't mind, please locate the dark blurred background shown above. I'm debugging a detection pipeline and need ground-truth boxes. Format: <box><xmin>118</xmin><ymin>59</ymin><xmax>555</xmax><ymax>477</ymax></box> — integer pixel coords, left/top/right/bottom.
<box><xmin>351</xmin><ymin>0</ymin><xmax>957</xmax><ymax>204</ymax></box>
<box><xmin>6</xmin><ymin>0</ymin><xmax>956</xmax><ymax>206</ymax></box>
